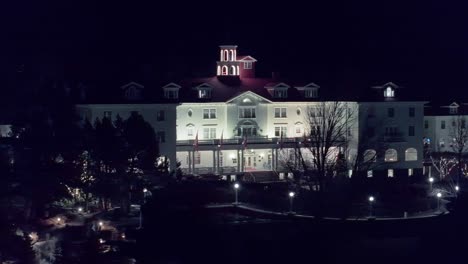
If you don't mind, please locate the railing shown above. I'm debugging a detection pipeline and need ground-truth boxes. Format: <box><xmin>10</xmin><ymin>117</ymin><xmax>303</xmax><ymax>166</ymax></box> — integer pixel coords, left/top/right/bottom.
<box><xmin>382</xmin><ymin>134</ymin><xmax>406</xmax><ymax>143</ymax></box>
<box><xmin>176</xmin><ymin>136</ymin><xmax>304</xmax><ymax>147</ymax></box>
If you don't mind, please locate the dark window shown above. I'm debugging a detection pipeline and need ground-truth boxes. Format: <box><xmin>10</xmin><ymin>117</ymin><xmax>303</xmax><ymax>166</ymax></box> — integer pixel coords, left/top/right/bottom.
<box><xmin>157</xmin><ymin>131</ymin><xmax>166</xmax><ymax>143</ymax></box>
<box><xmin>409</xmin><ymin>107</ymin><xmax>415</xmax><ymax>117</ymax></box>
<box><xmin>409</xmin><ymin>126</ymin><xmax>415</xmax><ymax>136</ymax></box>
<box><xmin>367</xmin><ymin>127</ymin><xmax>375</xmax><ymax>137</ymax></box>
<box><xmin>388</xmin><ymin>108</ymin><xmax>395</xmax><ymax>118</ymax></box>
<box><xmin>441</xmin><ymin>121</ymin><xmax>446</xmax><ymax>129</ymax></box>
<box><xmin>424</xmin><ymin>120</ymin><xmax>429</xmax><ymax>129</ymax></box>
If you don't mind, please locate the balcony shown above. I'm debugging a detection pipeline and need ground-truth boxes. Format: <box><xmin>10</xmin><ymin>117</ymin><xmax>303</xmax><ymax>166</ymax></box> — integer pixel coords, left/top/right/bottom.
<box><xmin>176</xmin><ymin>136</ymin><xmax>305</xmax><ymax>150</ymax></box>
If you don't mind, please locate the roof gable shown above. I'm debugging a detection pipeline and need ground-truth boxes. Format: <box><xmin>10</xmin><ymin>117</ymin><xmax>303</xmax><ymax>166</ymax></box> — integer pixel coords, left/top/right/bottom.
<box><xmin>237</xmin><ymin>55</ymin><xmax>257</xmax><ymax>62</ymax></box>
<box><xmin>265</xmin><ymin>82</ymin><xmax>290</xmax><ymax>89</ymax></box>
<box><xmin>226</xmin><ymin>91</ymin><xmax>272</xmax><ymax>104</ymax></box>
<box><xmin>194</xmin><ymin>82</ymin><xmax>214</xmax><ymax>89</ymax></box>
<box><xmin>162</xmin><ymin>82</ymin><xmax>181</xmax><ymax>89</ymax></box>
<box><xmin>120</xmin><ymin>81</ymin><xmax>144</xmax><ymax>90</ymax></box>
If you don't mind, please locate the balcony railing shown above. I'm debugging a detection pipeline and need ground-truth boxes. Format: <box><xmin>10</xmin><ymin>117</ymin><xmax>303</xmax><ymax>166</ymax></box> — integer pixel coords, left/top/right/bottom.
<box><xmin>176</xmin><ymin>136</ymin><xmax>304</xmax><ymax>147</ymax></box>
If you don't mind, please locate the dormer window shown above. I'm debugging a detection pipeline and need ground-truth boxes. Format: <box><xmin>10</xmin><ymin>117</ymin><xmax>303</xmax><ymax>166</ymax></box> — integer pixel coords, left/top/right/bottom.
<box><xmin>305</xmin><ymin>88</ymin><xmax>318</xmax><ymax>98</ymax></box>
<box><xmin>274</xmin><ymin>89</ymin><xmax>288</xmax><ymax>98</ymax></box>
<box><xmin>384</xmin><ymin>87</ymin><xmax>395</xmax><ymax>98</ymax></box>
<box><xmin>450</xmin><ymin>106</ymin><xmax>458</xmax><ymax>114</ymax></box>
<box><xmin>194</xmin><ymin>83</ymin><xmax>213</xmax><ymax>99</ymax></box>
<box><xmin>163</xmin><ymin>83</ymin><xmax>181</xmax><ymax>100</ymax></box>
<box><xmin>198</xmin><ymin>89</ymin><xmax>212</xmax><ymax>99</ymax></box>
<box><xmin>164</xmin><ymin>89</ymin><xmax>179</xmax><ymax>99</ymax></box>
<box><xmin>244</xmin><ymin>62</ymin><xmax>252</xmax><ymax>69</ymax></box>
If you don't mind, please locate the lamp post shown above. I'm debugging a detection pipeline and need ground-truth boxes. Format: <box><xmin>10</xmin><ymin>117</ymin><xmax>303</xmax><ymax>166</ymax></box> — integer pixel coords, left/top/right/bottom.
<box><xmin>436</xmin><ymin>192</ymin><xmax>442</xmax><ymax>212</ymax></box>
<box><xmin>139</xmin><ymin>188</ymin><xmax>151</xmax><ymax>229</ymax></box>
<box><xmin>289</xmin><ymin>192</ymin><xmax>295</xmax><ymax>213</ymax></box>
<box><xmin>368</xmin><ymin>196</ymin><xmax>375</xmax><ymax>218</ymax></box>
<box><xmin>429</xmin><ymin>177</ymin><xmax>434</xmax><ymax>192</ymax></box>
<box><xmin>234</xmin><ymin>183</ymin><xmax>240</xmax><ymax>205</ymax></box>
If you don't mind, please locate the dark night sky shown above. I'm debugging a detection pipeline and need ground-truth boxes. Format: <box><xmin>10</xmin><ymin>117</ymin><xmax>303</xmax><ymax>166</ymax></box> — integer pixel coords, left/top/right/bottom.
<box><xmin>0</xmin><ymin>1</ymin><xmax>467</xmax><ymax>100</ymax></box>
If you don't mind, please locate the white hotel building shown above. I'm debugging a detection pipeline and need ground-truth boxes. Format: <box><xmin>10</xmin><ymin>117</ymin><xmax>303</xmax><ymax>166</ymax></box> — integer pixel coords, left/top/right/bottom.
<box><xmin>76</xmin><ymin>45</ymin><xmax>425</xmax><ymax>180</ymax></box>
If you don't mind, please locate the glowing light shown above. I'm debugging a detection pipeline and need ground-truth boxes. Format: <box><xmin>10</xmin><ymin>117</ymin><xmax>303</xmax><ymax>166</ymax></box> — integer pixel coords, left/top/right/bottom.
<box><xmin>289</xmin><ymin>192</ymin><xmax>295</xmax><ymax>198</ymax></box>
<box><xmin>99</xmin><ymin>238</ymin><xmax>105</xmax><ymax>244</ymax></box>
<box><xmin>99</xmin><ymin>221</ymin><xmax>103</xmax><ymax>226</ymax></box>
<box><xmin>121</xmin><ymin>233</ymin><xmax>126</xmax><ymax>239</ymax></box>
<box><xmin>57</xmin><ymin>217</ymin><xmax>61</xmax><ymax>222</ymax></box>
<box><xmin>234</xmin><ymin>183</ymin><xmax>240</xmax><ymax>189</ymax></box>
<box><xmin>456</xmin><ymin>186</ymin><xmax>460</xmax><ymax>191</ymax></box>
<box><xmin>143</xmin><ymin>188</ymin><xmax>148</xmax><ymax>193</ymax></box>
<box><xmin>429</xmin><ymin>177</ymin><xmax>434</xmax><ymax>183</ymax></box>
<box><xmin>369</xmin><ymin>196</ymin><xmax>375</xmax><ymax>202</ymax></box>
<box><xmin>78</xmin><ymin>207</ymin><xmax>83</xmax><ymax>212</ymax></box>
<box><xmin>437</xmin><ymin>192</ymin><xmax>442</xmax><ymax>198</ymax></box>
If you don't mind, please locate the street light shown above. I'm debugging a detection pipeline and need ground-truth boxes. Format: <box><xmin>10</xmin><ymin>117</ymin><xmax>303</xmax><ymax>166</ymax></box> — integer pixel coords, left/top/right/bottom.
<box><xmin>437</xmin><ymin>192</ymin><xmax>442</xmax><ymax>212</ymax></box>
<box><xmin>234</xmin><ymin>183</ymin><xmax>240</xmax><ymax>205</ymax></box>
<box><xmin>368</xmin><ymin>196</ymin><xmax>375</xmax><ymax>218</ymax></box>
<box><xmin>455</xmin><ymin>185</ymin><xmax>460</xmax><ymax>192</ymax></box>
<box><xmin>289</xmin><ymin>191</ymin><xmax>295</xmax><ymax>213</ymax></box>
<box><xmin>78</xmin><ymin>207</ymin><xmax>83</xmax><ymax>213</ymax></box>
<box><xmin>429</xmin><ymin>177</ymin><xmax>434</xmax><ymax>192</ymax></box>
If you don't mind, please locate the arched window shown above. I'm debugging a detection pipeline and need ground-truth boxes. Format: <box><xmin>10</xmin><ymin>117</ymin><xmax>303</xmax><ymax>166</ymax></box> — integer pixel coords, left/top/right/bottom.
<box><xmin>363</xmin><ymin>149</ymin><xmax>377</xmax><ymax>163</ymax></box>
<box><xmin>230</xmin><ymin>49</ymin><xmax>235</xmax><ymax>61</ymax></box>
<box><xmin>385</xmin><ymin>149</ymin><xmax>398</xmax><ymax>162</ymax></box>
<box><xmin>236</xmin><ymin>65</ymin><xmax>240</xmax><ymax>75</ymax></box>
<box><xmin>224</xmin><ymin>50</ymin><xmax>229</xmax><ymax>61</ymax></box>
<box><xmin>221</xmin><ymin>66</ymin><xmax>228</xmax><ymax>75</ymax></box>
<box><xmin>230</xmin><ymin>65</ymin><xmax>236</xmax><ymax>75</ymax></box>
<box><xmin>405</xmin><ymin>148</ymin><xmax>417</xmax><ymax>161</ymax></box>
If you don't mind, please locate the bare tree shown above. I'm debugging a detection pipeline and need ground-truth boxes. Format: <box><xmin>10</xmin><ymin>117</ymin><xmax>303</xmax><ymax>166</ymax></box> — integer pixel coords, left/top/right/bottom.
<box><xmin>299</xmin><ymin>102</ymin><xmax>356</xmax><ymax>191</ymax></box>
<box><xmin>449</xmin><ymin>115</ymin><xmax>468</xmax><ymax>184</ymax></box>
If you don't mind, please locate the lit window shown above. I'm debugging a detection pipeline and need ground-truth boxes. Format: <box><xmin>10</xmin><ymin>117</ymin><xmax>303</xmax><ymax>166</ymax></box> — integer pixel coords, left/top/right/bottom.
<box><xmin>385</xmin><ymin>149</ymin><xmax>398</xmax><ymax>162</ymax></box>
<box><xmin>348</xmin><ymin>170</ymin><xmax>353</xmax><ymax>178</ymax></box>
<box><xmin>367</xmin><ymin>170</ymin><xmax>373</xmax><ymax>178</ymax></box>
<box><xmin>198</xmin><ymin>89</ymin><xmax>212</xmax><ymax>99</ymax></box>
<box><xmin>388</xmin><ymin>169</ymin><xmax>394</xmax><ymax>177</ymax></box>
<box><xmin>384</xmin><ymin>87</ymin><xmax>394</xmax><ymax>98</ymax></box>
<box><xmin>408</xmin><ymin>168</ymin><xmax>413</xmax><ymax>176</ymax></box>
<box><xmin>244</xmin><ymin>62</ymin><xmax>252</xmax><ymax>69</ymax></box>
<box><xmin>274</xmin><ymin>108</ymin><xmax>287</xmax><ymax>118</ymax></box>
<box><xmin>405</xmin><ymin>148</ymin><xmax>418</xmax><ymax>161</ymax></box>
